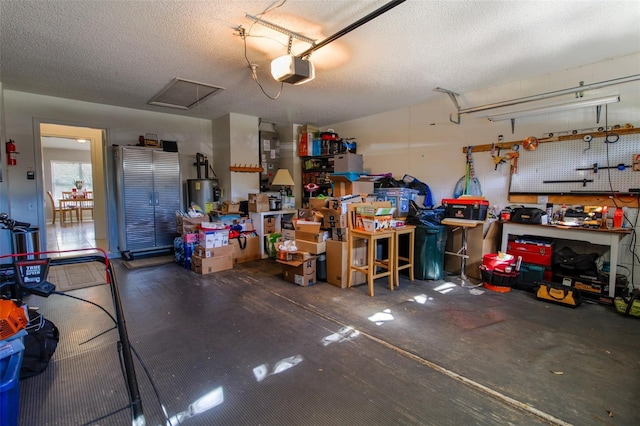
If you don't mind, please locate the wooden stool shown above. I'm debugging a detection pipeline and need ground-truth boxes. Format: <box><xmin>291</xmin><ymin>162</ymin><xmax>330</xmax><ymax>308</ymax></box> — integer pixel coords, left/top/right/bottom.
<box><xmin>394</xmin><ymin>225</ymin><xmax>416</xmax><ymax>286</ymax></box>
<box><xmin>441</xmin><ymin>218</ymin><xmax>484</xmax><ymax>287</ymax></box>
<box><xmin>347</xmin><ymin>228</ymin><xmax>395</xmax><ymax>297</ymax></box>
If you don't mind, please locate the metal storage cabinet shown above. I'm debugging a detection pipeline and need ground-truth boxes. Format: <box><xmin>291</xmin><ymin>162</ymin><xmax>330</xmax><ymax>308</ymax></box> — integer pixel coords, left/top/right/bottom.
<box><xmin>114</xmin><ymin>146</ymin><xmax>181</xmax><ymax>258</ymax></box>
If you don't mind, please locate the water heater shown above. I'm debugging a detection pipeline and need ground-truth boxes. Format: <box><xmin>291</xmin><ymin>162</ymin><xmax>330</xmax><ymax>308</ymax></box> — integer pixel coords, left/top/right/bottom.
<box><xmin>187</xmin><ymin>153</ymin><xmax>220</xmax><ymax>213</ymax></box>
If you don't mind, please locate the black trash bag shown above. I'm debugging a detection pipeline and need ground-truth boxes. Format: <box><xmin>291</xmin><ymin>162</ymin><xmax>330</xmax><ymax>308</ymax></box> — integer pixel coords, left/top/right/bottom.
<box><xmin>20</xmin><ymin>310</ymin><xmax>60</xmax><ymax>379</ymax></box>
<box><xmin>374</xmin><ymin>176</ymin><xmax>404</xmax><ymax>189</ymax></box>
<box><xmin>552</xmin><ymin>246</ymin><xmax>599</xmax><ymax>277</ymax></box>
<box><xmin>407</xmin><ymin>200</ymin><xmax>445</xmax><ymax>227</ymax></box>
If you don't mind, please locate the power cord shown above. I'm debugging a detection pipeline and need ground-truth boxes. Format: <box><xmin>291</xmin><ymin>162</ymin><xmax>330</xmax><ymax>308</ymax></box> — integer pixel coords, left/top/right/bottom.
<box><xmin>48</xmin><ymin>290</ymin><xmax>173</xmax><ymax>426</ymax></box>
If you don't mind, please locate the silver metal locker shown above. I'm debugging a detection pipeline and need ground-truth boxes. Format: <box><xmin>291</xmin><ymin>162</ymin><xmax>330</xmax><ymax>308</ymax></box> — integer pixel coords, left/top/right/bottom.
<box><xmin>114</xmin><ymin>146</ymin><xmax>181</xmax><ymax>257</ymax></box>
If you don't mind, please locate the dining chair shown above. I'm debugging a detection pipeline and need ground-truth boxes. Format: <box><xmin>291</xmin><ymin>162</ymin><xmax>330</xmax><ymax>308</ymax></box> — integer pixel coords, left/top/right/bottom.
<box><xmin>79</xmin><ymin>193</ymin><xmax>94</xmax><ymax>221</ymax></box>
<box><xmin>47</xmin><ymin>191</ymin><xmax>77</xmax><ymax>224</ymax></box>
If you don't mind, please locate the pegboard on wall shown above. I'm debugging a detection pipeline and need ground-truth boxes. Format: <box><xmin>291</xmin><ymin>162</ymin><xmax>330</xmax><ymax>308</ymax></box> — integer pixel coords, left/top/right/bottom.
<box><xmin>509</xmin><ymin>132</ymin><xmax>640</xmax><ymax>194</ymax></box>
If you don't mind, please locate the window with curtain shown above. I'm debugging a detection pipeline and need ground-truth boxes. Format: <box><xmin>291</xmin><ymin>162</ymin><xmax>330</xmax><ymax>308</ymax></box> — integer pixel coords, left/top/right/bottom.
<box><xmin>51</xmin><ymin>161</ymin><xmax>92</xmax><ymax>199</ymax></box>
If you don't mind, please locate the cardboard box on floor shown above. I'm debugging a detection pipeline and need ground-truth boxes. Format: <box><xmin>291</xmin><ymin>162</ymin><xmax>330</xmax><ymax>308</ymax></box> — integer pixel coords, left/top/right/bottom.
<box><xmin>326</xmin><ymin>240</ymin><xmax>366</xmax><ymax>288</ymax></box>
<box><xmin>191</xmin><ymin>245</ymin><xmax>234</xmax><ymax>274</ymax></box>
<box><xmin>444</xmin><ymin>220</ymin><xmax>500</xmax><ymax>280</ymax></box>
<box><xmin>279</xmin><ymin>257</ymin><xmax>317</xmax><ymax>286</ymax></box>
<box><xmin>230</xmin><ymin>234</ymin><xmax>261</xmax><ymax>263</ymax></box>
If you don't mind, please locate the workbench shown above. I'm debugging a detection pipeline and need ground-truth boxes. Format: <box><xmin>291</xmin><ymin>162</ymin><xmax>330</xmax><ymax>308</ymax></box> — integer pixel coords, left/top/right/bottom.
<box><xmin>501</xmin><ymin>222</ymin><xmax>632</xmax><ymax>297</ymax></box>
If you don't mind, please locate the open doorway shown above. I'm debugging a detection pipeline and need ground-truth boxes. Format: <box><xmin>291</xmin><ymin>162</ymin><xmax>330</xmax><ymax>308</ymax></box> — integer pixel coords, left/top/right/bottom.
<box><xmin>39</xmin><ymin>123</ymin><xmax>108</xmax><ymax>254</ymax></box>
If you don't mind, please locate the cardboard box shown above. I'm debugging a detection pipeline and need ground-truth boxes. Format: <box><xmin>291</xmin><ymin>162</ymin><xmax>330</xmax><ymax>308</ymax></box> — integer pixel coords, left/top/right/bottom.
<box><xmin>309</xmin><ymin>197</ymin><xmax>328</xmax><ymax>210</ymax></box>
<box><xmin>445</xmin><ymin>224</ymin><xmax>484</xmax><ymax>279</ymax></box>
<box><xmin>199</xmin><ymin>229</ymin><xmax>230</xmax><ymax>248</ymax></box>
<box><xmin>330</xmin><ymin>227</ymin><xmax>349</xmax><ymax>241</ymax></box>
<box><xmin>297</xmin><ymin>208</ymin><xmax>313</xmax><ymax>220</ymax></box>
<box><xmin>321</xmin><ymin>208</ymin><xmax>348</xmax><ymax>229</ymax></box>
<box><xmin>326</xmin><ymin>240</ymin><xmax>366</xmax><ymax>288</ymax></box>
<box><xmin>230</xmin><ymin>235</ymin><xmax>261</xmax><ymax>263</ymax></box>
<box><xmin>328</xmin><ymin>195</ymin><xmax>364</xmax><ymax>214</ymax></box>
<box><xmin>264</xmin><ymin>216</ymin><xmax>276</xmax><ymax>234</ymax></box>
<box><xmin>194</xmin><ymin>244</ymin><xmax>234</xmax><ymax>259</ymax></box>
<box><xmin>295</xmin><ymin>239</ymin><xmax>326</xmax><ymax>254</ymax></box>
<box><xmin>191</xmin><ymin>254</ymin><xmax>233</xmax><ymax>274</ymax></box>
<box><xmin>294</xmin><ymin>220</ymin><xmax>322</xmax><ymax>233</ymax></box>
<box><xmin>301</xmin><ymin>125</ymin><xmax>319</xmax><ymax>134</ymax></box>
<box><xmin>248</xmin><ymin>193</ymin><xmax>270</xmax><ymax>212</ymax></box>
<box><xmin>221</xmin><ymin>200</ymin><xmax>241</xmax><ymax>213</ymax></box>
<box><xmin>346</xmin><ymin>201</ymin><xmax>392</xmax><ymax>229</ymax></box>
<box><xmin>329</xmin><ymin>174</ymin><xmax>375</xmax><ymax>197</ymax></box>
<box><xmin>355</xmin><ymin>207</ymin><xmax>396</xmax><ymax>232</ymax></box>
<box><xmin>334</xmin><ymin>153</ymin><xmax>364</xmax><ymax>173</ymax></box>
<box><xmin>281</xmin><ymin>229</ymin><xmax>296</xmax><ymax>240</ymax></box>
<box><xmin>279</xmin><ymin>257</ymin><xmax>317</xmax><ymax>286</ymax></box>
<box><xmin>295</xmin><ymin>231</ymin><xmax>329</xmax><ymax>243</ymax></box>
<box><xmin>178</xmin><ymin>215</ymin><xmax>207</xmax><ymax>233</ymax></box>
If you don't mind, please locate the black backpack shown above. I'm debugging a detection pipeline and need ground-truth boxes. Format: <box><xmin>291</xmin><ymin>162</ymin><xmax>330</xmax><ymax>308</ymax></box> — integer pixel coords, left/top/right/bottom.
<box><xmin>20</xmin><ymin>311</ymin><xmax>60</xmax><ymax>379</ymax></box>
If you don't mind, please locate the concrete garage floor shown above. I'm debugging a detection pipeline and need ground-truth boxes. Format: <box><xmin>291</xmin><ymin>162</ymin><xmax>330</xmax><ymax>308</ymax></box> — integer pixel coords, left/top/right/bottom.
<box><xmin>18</xmin><ymin>258</ymin><xmax>640</xmax><ymax>425</ymax></box>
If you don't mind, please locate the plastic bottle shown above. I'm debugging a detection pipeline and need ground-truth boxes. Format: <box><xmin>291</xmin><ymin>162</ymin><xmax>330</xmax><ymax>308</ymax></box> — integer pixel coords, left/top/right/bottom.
<box><xmin>600</xmin><ymin>206</ymin><xmax>608</xmax><ymax>229</ymax></box>
<box><xmin>613</xmin><ymin>207</ymin><xmax>623</xmax><ymax>228</ymax></box>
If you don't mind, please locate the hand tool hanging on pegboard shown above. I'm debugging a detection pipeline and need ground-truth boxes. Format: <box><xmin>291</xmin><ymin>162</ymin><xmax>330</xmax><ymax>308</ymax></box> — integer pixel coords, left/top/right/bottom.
<box><xmin>576</xmin><ymin>163</ymin><xmax>632</xmax><ymax>173</ymax></box>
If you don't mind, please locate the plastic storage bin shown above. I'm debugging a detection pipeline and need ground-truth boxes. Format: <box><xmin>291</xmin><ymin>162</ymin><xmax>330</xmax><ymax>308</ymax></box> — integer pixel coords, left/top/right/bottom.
<box><xmin>374</xmin><ymin>188</ymin><xmax>419</xmax><ymax>217</ymax></box>
<box><xmin>414</xmin><ymin>225</ymin><xmax>447</xmax><ymax>280</ymax></box>
<box><xmin>1</xmin><ymin>330</ymin><xmax>27</xmax><ymax>426</ymax></box>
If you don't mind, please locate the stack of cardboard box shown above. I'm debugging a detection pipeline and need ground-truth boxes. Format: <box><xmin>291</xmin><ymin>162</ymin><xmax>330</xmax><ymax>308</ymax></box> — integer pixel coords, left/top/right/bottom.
<box><xmin>191</xmin><ymin>227</ymin><xmax>233</xmax><ymax>274</ymax></box>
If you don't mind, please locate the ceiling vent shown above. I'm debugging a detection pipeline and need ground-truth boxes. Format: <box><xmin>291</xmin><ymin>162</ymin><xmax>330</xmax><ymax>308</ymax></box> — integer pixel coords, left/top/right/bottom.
<box><xmin>148</xmin><ymin>78</ymin><xmax>224</xmax><ymax>110</ymax></box>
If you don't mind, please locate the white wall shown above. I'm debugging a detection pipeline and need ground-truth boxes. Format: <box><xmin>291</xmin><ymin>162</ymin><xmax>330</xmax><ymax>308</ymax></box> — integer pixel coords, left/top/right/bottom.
<box><xmin>1</xmin><ymin>90</ymin><xmax>213</xmax><ymax>255</ymax></box>
<box><xmin>328</xmin><ymin>53</ymin><xmax>640</xmax><ymax>283</ymax></box>
<box><xmin>212</xmin><ymin>113</ymin><xmax>260</xmax><ymax>202</ymax></box>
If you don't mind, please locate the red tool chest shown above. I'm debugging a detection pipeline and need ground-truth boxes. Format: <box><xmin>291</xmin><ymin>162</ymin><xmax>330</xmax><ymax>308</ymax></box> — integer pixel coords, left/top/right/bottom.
<box><xmin>506</xmin><ymin>239</ymin><xmax>553</xmax><ymax>267</ymax></box>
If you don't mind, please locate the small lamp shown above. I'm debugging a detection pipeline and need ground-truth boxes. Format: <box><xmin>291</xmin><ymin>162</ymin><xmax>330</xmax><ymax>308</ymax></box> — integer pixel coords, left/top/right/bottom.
<box><xmin>271</xmin><ymin>169</ymin><xmax>295</xmax><ymax>198</ymax></box>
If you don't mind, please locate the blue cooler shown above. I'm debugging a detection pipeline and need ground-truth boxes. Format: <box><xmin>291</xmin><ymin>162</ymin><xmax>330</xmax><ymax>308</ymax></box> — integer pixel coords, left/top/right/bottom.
<box><xmin>1</xmin><ymin>330</ymin><xmax>27</xmax><ymax>426</ymax></box>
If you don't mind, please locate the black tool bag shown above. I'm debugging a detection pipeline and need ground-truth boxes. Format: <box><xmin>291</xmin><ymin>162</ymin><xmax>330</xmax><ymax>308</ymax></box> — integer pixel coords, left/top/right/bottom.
<box><xmin>552</xmin><ymin>246</ymin><xmax>599</xmax><ymax>277</ymax></box>
<box><xmin>510</xmin><ymin>207</ymin><xmax>546</xmax><ymax>224</ymax></box>
<box><xmin>20</xmin><ymin>311</ymin><xmax>60</xmax><ymax>379</ymax></box>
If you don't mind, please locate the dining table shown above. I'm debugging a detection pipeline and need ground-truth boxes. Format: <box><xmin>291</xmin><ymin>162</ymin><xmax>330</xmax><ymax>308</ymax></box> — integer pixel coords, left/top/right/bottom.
<box><xmin>59</xmin><ymin>193</ymin><xmax>94</xmax><ymax>222</ymax></box>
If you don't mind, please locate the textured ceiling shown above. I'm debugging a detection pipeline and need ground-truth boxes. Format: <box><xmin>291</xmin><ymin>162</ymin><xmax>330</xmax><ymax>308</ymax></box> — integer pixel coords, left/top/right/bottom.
<box><xmin>1</xmin><ymin>1</ymin><xmax>639</xmax><ymax>128</ymax></box>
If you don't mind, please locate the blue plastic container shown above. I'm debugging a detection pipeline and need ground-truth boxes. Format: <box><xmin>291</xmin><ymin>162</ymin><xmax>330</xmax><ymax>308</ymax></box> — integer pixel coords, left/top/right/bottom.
<box><xmin>1</xmin><ymin>331</ymin><xmax>26</xmax><ymax>426</ymax></box>
<box><xmin>374</xmin><ymin>188</ymin><xmax>419</xmax><ymax>216</ymax></box>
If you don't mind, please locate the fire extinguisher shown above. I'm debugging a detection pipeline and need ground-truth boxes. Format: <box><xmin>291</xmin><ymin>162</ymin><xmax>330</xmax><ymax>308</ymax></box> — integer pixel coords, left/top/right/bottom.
<box><xmin>5</xmin><ymin>139</ymin><xmax>18</xmax><ymax>166</ymax></box>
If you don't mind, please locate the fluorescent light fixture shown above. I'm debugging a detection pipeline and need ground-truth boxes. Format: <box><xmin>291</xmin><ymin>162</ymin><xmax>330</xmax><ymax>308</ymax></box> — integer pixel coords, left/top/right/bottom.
<box><xmin>486</xmin><ymin>94</ymin><xmax>620</xmax><ymax>122</ymax></box>
<box><xmin>270</xmin><ymin>55</ymin><xmax>315</xmax><ymax>85</ymax></box>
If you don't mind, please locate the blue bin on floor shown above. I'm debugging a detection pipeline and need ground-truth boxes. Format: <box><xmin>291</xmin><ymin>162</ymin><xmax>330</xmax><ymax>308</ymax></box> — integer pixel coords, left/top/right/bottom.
<box><xmin>1</xmin><ymin>330</ymin><xmax>27</xmax><ymax>426</ymax></box>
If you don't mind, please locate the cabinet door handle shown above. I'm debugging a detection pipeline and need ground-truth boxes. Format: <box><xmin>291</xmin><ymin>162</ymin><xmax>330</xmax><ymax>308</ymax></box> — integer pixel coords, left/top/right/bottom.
<box><xmin>149</xmin><ymin>193</ymin><xmax>153</xmax><ymax>206</ymax></box>
<box><xmin>155</xmin><ymin>192</ymin><xmax>160</xmax><ymax>206</ymax></box>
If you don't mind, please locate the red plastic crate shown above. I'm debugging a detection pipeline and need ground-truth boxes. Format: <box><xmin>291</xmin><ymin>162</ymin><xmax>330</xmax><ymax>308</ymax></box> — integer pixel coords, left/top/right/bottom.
<box><xmin>507</xmin><ymin>240</ymin><xmax>553</xmax><ymax>267</ymax></box>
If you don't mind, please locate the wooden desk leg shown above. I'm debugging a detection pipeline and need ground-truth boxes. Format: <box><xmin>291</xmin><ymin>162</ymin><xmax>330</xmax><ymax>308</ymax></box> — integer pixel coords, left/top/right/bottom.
<box><xmin>347</xmin><ymin>233</ymin><xmax>353</xmax><ymax>289</ymax></box>
<box><xmin>368</xmin><ymin>235</ymin><xmax>375</xmax><ymax>297</ymax></box>
<box><xmin>408</xmin><ymin>231</ymin><xmax>415</xmax><ymax>281</ymax></box>
<box><xmin>388</xmin><ymin>234</ymin><xmax>394</xmax><ymax>291</ymax></box>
